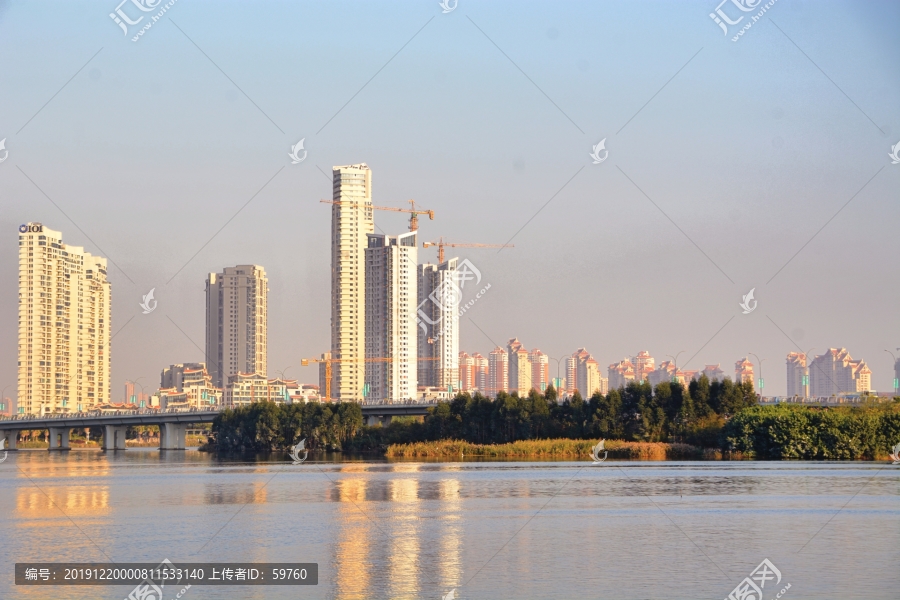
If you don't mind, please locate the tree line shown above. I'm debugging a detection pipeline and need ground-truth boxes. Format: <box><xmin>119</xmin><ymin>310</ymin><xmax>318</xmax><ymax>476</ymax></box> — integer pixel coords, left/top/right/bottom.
<box><xmin>354</xmin><ymin>375</ymin><xmax>758</xmax><ymax>450</ymax></box>
<box><xmin>211</xmin><ymin>401</ymin><xmax>363</xmax><ymax>452</ymax></box>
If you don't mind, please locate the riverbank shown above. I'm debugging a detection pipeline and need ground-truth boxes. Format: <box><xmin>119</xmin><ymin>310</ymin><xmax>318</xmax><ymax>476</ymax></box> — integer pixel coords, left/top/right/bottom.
<box><xmin>385</xmin><ymin>438</ymin><xmax>724</xmax><ymax>460</ymax></box>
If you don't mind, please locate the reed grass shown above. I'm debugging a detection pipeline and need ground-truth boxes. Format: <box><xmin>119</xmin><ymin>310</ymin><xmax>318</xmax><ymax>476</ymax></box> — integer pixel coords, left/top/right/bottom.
<box><xmin>385</xmin><ymin>438</ymin><xmax>711</xmax><ymax>460</ymax></box>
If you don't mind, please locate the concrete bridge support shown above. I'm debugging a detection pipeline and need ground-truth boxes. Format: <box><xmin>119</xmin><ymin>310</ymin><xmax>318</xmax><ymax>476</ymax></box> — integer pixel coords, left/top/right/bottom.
<box><xmin>103</xmin><ymin>425</ymin><xmax>128</xmax><ymax>451</ymax></box>
<box><xmin>366</xmin><ymin>415</ymin><xmax>392</xmax><ymax>427</ymax></box>
<box><xmin>160</xmin><ymin>422</ymin><xmax>187</xmax><ymax>450</ymax></box>
<box><xmin>1</xmin><ymin>430</ymin><xmax>17</xmax><ymax>451</ymax></box>
<box><xmin>48</xmin><ymin>427</ymin><xmax>72</xmax><ymax>451</ymax></box>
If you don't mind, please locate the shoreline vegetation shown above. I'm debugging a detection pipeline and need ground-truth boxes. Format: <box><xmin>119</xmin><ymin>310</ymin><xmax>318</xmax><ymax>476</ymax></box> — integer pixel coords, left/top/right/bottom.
<box><xmin>203</xmin><ymin>380</ymin><xmax>900</xmax><ymax>461</ymax></box>
<box><xmin>385</xmin><ymin>439</ymin><xmax>722</xmax><ymax>460</ymax></box>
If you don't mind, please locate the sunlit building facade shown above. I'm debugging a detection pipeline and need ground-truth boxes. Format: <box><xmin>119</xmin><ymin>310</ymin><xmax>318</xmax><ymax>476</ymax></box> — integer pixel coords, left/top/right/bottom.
<box><xmin>17</xmin><ymin>223</ymin><xmax>110</xmax><ymax>415</ymax></box>
<box><xmin>365</xmin><ymin>231</ymin><xmax>418</xmax><ymax>402</ymax></box>
<box><xmin>331</xmin><ymin>164</ymin><xmax>375</xmax><ymax>401</ymax></box>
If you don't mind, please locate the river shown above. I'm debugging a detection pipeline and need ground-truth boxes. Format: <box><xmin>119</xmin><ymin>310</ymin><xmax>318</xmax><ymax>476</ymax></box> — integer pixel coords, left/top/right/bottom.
<box><xmin>1</xmin><ymin>449</ymin><xmax>897</xmax><ymax>599</ymax></box>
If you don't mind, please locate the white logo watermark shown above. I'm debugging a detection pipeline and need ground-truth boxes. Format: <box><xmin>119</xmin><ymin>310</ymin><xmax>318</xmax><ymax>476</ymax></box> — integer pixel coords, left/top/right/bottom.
<box><xmin>740</xmin><ymin>288</ymin><xmax>757</xmax><ymax>314</ymax></box>
<box><xmin>439</xmin><ymin>0</ymin><xmax>457</xmax><ymax>14</ymax></box>
<box><xmin>589</xmin><ymin>138</ymin><xmax>608</xmax><ymax>164</ymax></box>
<box><xmin>289</xmin><ymin>138</ymin><xmax>307</xmax><ymax>164</ymax></box>
<box><xmin>140</xmin><ymin>288</ymin><xmax>157</xmax><ymax>314</ymax></box>
<box><xmin>590</xmin><ymin>439</ymin><xmax>607</xmax><ymax>464</ymax></box>
<box><xmin>725</xmin><ymin>558</ymin><xmax>789</xmax><ymax>600</ymax></box>
<box><xmin>709</xmin><ymin>0</ymin><xmax>779</xmax><ymax>42</ymax></box>
<box><xmin>125</xmin><ymin>558</ymin><xmax>190</xmax><ymax>600</ymax></box>
<box><xmin>289</xmin><ymin>438</ymin><xmax>308</xmax><ymax>464</ymax></box>
<box><xmin>890</xmin><ymin>442</ymin><xmax>900</xmax><ymax>465</ymax></box>
<box><xmin>0</xmin><ymin>138</ymin><xmax>8</xmax><ymax>163</ymax></box>
<box><xmin>442</xmin><ymin>589</ymin><xmax>457</xmax><ymax>600</ymax></box>
<box><xmin>0</xmin><ymin>438</ymin><xmax>8</xmax><ymax>463</ymax></box>
<box><xmin>889</xmin><ymin>142</ymin><xmax>900</xmax><ymax>165</ymax></box>
<box><xmin>417</xmin><ymin>259</ymin><xmax>490</xmax><ymax>344</ymax></box>
<box><xmin>109</xmin><ymin>0</ymin><xmax>180</xmax><ymax>42</ymax></box>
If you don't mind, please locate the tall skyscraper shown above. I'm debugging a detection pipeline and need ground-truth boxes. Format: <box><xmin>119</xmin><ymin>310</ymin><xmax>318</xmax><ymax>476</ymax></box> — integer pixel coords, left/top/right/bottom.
<box><xmin>785</xmin><ymin>352</ymin><xmax>808</xmax><ymax>397</ymax></box>
<box><xmin>331</xmin><ymin>164</ymin><xmax>374</xmax><ymax>401</ymax></box>
<box><xmin>570</xmin><ymin>348</ymin><xmax>605</xmax><ymax>397</ymax></box>
<box><xmin>473</xmin><ymin>352</ymin><xmax>488</xmax><ymax>392</ymax></box>
<box><xmin>809</xmin><ymin>348</ymin><xmax>871</xmax><ymax>396</ymax></box>
<box><xmin>205</xmin><ymin>265</ymin><xmax>268</xmax><ymax>388</ymax></box>
<box><xmin>18</xmin><ymin>223</ymin><xmax>110</xmax><ymax>415</ymax></box>
<box><xmin>459</xmin><ymin>351</ymin><xmax>475</xmax><ymax>391</ymax></box>
<box><xmin>418</xmin><ymin>258</ymin><xmax>460</xmax><ymax>391</ymax></box>
<box><xmin>529</xmin><ymin>348</ymin><xmax>549</xmax><ymax>392</ymax></box>
<box><xmin>365</xmin><ymin>231</ymin><xmax>417</xmax><ymax>402</ymax></box>
<box><xmin>507</xmin><ymin>338</ymin><xmax>532</xmax><ymax>394</ymax></box>
<box><xmin>488</xmin><ymin>346</ymin><xmax>508</xmax><ymax>396</ymax></box>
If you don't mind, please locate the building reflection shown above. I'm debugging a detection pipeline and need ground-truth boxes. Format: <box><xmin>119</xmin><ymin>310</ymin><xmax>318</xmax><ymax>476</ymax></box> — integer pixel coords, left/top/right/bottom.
<box><xmin>334</xmin><ymin>477</ymin><xmax>371</xmax><ymax>600</ymax></box>
<box><xmin>332</xmin><ymin>465</ymin><xmax>464</xmax><ymax>599</ymax></box>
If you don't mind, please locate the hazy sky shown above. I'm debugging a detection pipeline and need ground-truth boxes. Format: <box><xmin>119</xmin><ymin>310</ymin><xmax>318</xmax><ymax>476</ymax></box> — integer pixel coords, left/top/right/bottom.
<box><xmin>1</xmin><ymin>0</ymin><xmax>898</xmax><ymax>399</ymax></box>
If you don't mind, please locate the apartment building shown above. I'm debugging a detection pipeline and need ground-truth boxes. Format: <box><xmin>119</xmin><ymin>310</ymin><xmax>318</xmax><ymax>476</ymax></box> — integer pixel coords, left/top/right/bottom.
<box><xmin>487</xmin><ymin>346</ymin><xmax>508</xmax><ymax>396</ymax></box>
<box><xmin>330</xmin><ymin>164</ymin><xmax>375</xmax><ymax>401</ymax></box>
<box><xmin>205</xmin><ymin>265</ymin><xmax>268</xmax><ymax>388</ymax></box>
<box><xmin>417</xmin><ymin>258</ymin><xmax>459</xmax><ymax>391</ymax></box>
<box><xmin>529</xmin><ymin>348</ymin><xmax>550</xmax><ymax>392</ymax></box>
<box><xmin>735</xmin><ymin>357</ymin><xmax>755</xmax><ymax>390</ymax></box>
<box><xmin>608</xmin><ymin>358</ymin><xmax>636</xmax><ymax>391</ymax></box>
<box><xmin>17</xmin><ymin>223</ymin><xmax>110</xmax><ymax>415</ymax></box>
<box><xmin>809</xmin><ymin>348</ymin><xmax>871</xmax><ymax>396</ymax></box>
<box><xmin>507</xmin><ymin>338</ymin><xmax>532</xmax><ymax>394</ymax></box>
<box><xmin>785</xmin><ymin>352</ymin><xmax>809</xmax><ymax>397</ymax></box>
<box><xmin>365</xmin><ymin>231</ymin><xmax>418</xmax><ymax>402</ymax></box>
<box><xmin>459</xmin><ymin>351</ymin><xmax>475</xmax><ymax>391</ymax></box>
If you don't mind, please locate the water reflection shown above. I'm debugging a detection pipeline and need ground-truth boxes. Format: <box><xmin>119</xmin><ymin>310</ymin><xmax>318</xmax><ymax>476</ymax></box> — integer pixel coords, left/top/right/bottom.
<box><xmin>334</xmin><ymin>478</ymin><xmax>371</xmax><ymax>600</ymax></box>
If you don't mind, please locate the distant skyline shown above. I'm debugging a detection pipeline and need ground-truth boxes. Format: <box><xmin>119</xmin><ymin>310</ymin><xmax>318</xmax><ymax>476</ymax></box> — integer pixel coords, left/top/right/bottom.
<box><xmin>1</xmin><ymin>1</ymin><xmax>898</xmax><ymax>399</ymax></box>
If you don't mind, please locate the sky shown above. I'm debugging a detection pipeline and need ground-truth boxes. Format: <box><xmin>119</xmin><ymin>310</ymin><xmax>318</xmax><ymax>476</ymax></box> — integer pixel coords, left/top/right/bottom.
<box><xmin>0</xmin><ymin>0</ymin><xmax>898</xmax><ymax>400</ymax></box>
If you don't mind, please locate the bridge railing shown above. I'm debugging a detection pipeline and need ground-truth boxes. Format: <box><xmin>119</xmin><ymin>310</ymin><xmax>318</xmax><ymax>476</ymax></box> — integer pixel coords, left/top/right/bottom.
<box><xmin>0</xmin><ymin>406</ymin><xmax>223</xmax><ymax>423</ymax></box>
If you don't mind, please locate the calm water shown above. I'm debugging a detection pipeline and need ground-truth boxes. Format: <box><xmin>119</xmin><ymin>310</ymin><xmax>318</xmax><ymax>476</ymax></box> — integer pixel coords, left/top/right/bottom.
<box><xmin>1</xmin><ymin>449</ymin><xmax>898</xmax><ymax>599</ymax></box>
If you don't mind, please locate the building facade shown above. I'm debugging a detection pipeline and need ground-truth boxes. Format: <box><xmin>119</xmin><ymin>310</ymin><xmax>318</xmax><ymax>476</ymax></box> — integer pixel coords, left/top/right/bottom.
<box><xmin>608</xmin><ymin>358</ymin><xmax>636</xmax><ymax>391</ymax></box>
<box><xmin>785</xmin><ymin>352</ymin><xmax>809</xmax><ymax>397</ymax></box>
<box><xmin>632</xmin><ymin>350</ymin><xmax>655</xmax><ymax>383</ymax></box>
<box><xmin>507</xmin><ymin>338</ymin><xmax>532</xmax><ymax>394</ymax></box>
<box><xmin>459</xmin><ymin>351</ymin><xmax>475</xmax><ymax>391</ymax></box>
<box><xmin>473</xmin><ymin>352</ymin><xmax>489</xmax><ymax>392</ymax></box>
<box><xmin>809</xmin><ymin>348</ymin><xmax>871</xmax><ymax>396</ymax></box>
<box><xmin>529</xmin><ymin>349</ymin><xmax>550</xmax><ymax>392</ymax></box>
<box><xmin>205</xmin><ymin>265</ymin><xmax>268</xmax><ymax>388</ymax></box>
<box><xmin>417</xmin><ymin>258</ymin><xmax>460</xmax><ymax>391</ymax></box>
<box><xmin>159</xmin><ymin>364</ymin><xmax>221</xmax><ymax>409</ymax></box>
<box><xmin>18</xmin><ymin>223</ymin><xmax>111</xmax><ymax>415</ymax></box>
<box><xmin>487</xmin><ymin>346</ymin><xmax>508</xmax><ymax>396</ymax></box>
<box><xmin>224</xmin><ymin>373</ymin><xmax>294</xmax><ymax>406</ymax></box>
<box><xmin>735</xmin><ymin>357</ymin><xmax>755</xmax><ymax>390</ymax></box>
<box><xmin>570</xmin><ymin>348</ymin><xmax>606</xmax><ymax>397</ymax></box>
<box><xmin>365</xmin><ymin>231</ymin><xmax>418</xmax><ymax>402</ymax></box>
<box><xmin>701</xmin><ymin>364</ymin><xmax>725</xmax><ymax>383</ymax></box>
<box><xmin>331</xmin><ymin>164</ymin><xmax>375</xmax><ymax>401</ymax></box>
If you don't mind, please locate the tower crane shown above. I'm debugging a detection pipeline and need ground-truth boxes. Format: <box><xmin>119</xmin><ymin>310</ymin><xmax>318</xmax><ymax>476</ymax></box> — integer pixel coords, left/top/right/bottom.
<box><xmin>320</xmin><ymin>199</ymin><xmax>434</xmax><ymax>232</ymax></box>
<box><xmin>422</xmin><ymin>237</ymin><xmax>514</xmax><ymax>263</ymax></box>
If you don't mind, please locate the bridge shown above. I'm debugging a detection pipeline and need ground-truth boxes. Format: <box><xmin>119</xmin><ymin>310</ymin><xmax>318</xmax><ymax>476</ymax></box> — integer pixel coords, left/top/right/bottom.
<box><xmin>0</xmin><ymin>402</ymin><xmax>437</xmax><ymax>451</ymax></box>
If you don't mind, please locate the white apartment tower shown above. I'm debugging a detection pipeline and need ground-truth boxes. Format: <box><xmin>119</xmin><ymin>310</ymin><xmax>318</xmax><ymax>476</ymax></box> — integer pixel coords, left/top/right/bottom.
<box><xmin>418</xmin><ymin>258</ymin><xmax>460</xmax><ymax>391</ymax></box>
<box><xmin>18</xmin><ymin>223</ymin><xmax>110</xmax><ymax>414</ymax></box>
<box><xmin>365</xmin><ymin>231</ymin><xmax>418</xmax><ymax>402</ymax></box>
<box><xmin>331</xmin><ymin>164</ymin><xmax>375</xmax><ymax>401</ymax></box>
<box><xmin>809</xmin><ymin>348</ymin><xmax>871</xmax><ymax>396</ymax></box>
<box><xmin>205</xmin><ymin>265</ymin><xmax>268</xmax><ymax>388</ymax></box>
<box><xmin>786</xmin><ymin>352</ymin><xmax>809</xmax><ymax>397</ymax></box>
<box><xmin>507</xmin><ymin>338</ymin><xmax>532</xmax><ymax>394</ymax></box>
